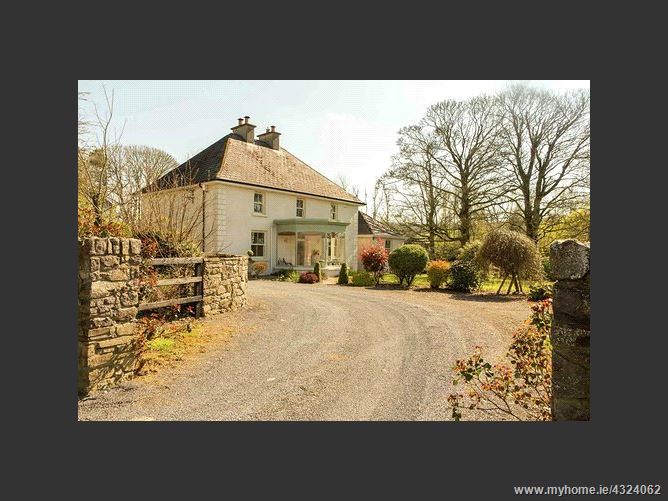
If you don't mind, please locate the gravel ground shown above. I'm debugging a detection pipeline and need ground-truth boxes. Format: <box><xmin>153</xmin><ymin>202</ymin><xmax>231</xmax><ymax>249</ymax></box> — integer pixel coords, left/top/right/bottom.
<box><xmin>78</xmin><ymin>280</ymin><xmax>531</xmax><ymax>421</ymax></box>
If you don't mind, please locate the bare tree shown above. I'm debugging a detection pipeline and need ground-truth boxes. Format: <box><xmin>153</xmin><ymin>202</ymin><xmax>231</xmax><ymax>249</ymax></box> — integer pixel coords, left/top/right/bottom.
<box><xmin>422</xmin><ymin>94</ymin><xmax>508</xmax><ymax>245</ymax></box>
<box><xmin>138</xmin><ymin>163</ymin><xmax>220</xmax><ymax>255</ymax></box>
<box><xmin>107</xmin><ymin>145</ymin><xmax>178</xmax><ymax>231</ymax></box>
<box><xmin>497</xmin><ymin>84</ymin><xmax>590</xmax><ymax>242</ymax></box>
<box><xmin>335</xmin><ymin>173</ymin><xmax>360</xmax><ymax>198</ymax></box>
<box><xmin>383</xmin><ymin>125</ymin><xmax>449</xmax><ymax>256</ymax></box>
<box><xmin>77</xmin><ymin>87</ymin><xmax>122</xmax><ymax>225</ymax></box>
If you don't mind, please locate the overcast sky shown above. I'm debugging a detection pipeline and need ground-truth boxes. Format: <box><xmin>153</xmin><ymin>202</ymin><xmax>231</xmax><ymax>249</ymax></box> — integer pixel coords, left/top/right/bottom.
<box><xmin>78</xmin><ymin>80</ymin><xmax>590</xmax><ymax>204</ymax></box>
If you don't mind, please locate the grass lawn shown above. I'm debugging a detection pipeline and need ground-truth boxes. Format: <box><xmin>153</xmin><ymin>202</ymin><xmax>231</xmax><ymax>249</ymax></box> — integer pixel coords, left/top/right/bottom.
<box><xmin>378</xmin><ymin>272</ymin><xmax>539</xmax><ymax>293</ymax></box>
<box><xmin>379</xmin><ymin>273</ymin><xmax>430</xmax><ymax>287</ymax></box>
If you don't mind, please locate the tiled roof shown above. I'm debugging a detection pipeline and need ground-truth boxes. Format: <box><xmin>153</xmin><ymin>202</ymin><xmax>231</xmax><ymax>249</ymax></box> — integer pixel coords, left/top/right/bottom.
<box><xmin>153</xmin><ymin>134</ymin><xmax>364</xmax><ymax>204</ymax></box>
<box><xmin>358</xmin><ymin>211</ymin><xmax>405</xmax><ymax>237</ymax></box>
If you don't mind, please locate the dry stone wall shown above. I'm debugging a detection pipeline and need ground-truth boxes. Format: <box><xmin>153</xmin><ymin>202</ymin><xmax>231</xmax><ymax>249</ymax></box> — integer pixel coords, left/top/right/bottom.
<box><xmin>78</xmin><ymin>238</ymin><xmax>248</xmax><ymax>396</ymax></box>
<box><xmin>78</xmin><ymin>237</ymin><xmax>143</xmax><ymax>395</ymax></box>
<box><xmin>550</xmin><ymin>239</ymin><xmax>591</xmax><ymax>421</ymax></box>
<box><xmin>203</xmin><ymin>256</ymin><xmax>248</xmax><ymax>315</ymax></box>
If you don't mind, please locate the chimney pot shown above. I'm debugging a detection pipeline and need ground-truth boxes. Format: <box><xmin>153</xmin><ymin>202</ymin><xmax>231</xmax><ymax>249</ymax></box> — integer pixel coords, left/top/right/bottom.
<box><xmin>266</xmin><ymin>127</ymin><xmax>270</xmax><ymax>132</ymax></box>
<box><xmin>270</xmin><ymin>125</ymin><xmax>276</xmax><ymax>132</ymax></box>
<box><xmin>231</xmin><ymin>116</ymin><xmax>255</xmax><ymax>143</ymax></box>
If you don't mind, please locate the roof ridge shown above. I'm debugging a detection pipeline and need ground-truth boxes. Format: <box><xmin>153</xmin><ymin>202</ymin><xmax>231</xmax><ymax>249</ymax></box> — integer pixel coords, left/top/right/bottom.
<box><xmin>278</xmin><ymin>146</ymin><xmax>364</xmax><ymax>204</ymax></box>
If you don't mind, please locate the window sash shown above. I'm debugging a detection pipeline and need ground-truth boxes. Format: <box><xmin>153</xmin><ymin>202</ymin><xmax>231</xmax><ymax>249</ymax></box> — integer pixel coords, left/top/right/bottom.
<box><xmin>254</xmin><ymin>193</ymin><xmax>264</xmax><ymax>213</ymax></box>
<box><xmin>330</xmin><ymin>203</ymin><xmax>337</xmax><ymax>220</ymax></box>
<box><xmin>296</xmin><ymin>199</ymin><xmax>304</xmax><ymax>217</ymax></box>
<box><xmin>251</xmin><ymin>231</ymin><xmax>265</xmax><ymax>257</ymax></box>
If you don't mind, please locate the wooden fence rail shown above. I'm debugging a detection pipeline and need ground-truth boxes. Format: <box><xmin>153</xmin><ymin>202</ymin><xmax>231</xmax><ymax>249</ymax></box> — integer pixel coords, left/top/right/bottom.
<box><xmin>139</xmin><ymin>257</ymin><xmax>204</xmax><ymax>315</ymax></box>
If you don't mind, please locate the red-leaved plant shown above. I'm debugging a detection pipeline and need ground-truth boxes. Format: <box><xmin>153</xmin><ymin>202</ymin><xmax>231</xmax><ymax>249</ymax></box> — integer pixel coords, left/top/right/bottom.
<box><xmin>359</xmin><ymin>243</ymin><xmax>389</xmax><ymax>285</ymax></box>
<box><xmin>447</xmin><ymin>299</ymin><xmax>553</xmax><ymax>421</ymax></box>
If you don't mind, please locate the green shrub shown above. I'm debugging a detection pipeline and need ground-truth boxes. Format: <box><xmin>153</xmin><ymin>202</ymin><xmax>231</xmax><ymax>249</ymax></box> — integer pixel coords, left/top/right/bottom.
<box><xmin>477</xmin><ymin>228</ymin><xmax>542</xmax><ymax>294</ymax></box>
<box><xmin>434</xmin><ymin>241</ymin><xmax>461</xmax><ymax>261</ymax></box>
<box><xmin>388</xmin><ymin>244</ymin><xmax>430</xmax><ymax>286</ymax></box>
<box><xmin>337</xmin><ymin>263</ymin><xmax>349</xmax><ymax>285</ymax></box>
<box><xmin>456</xmin><ymin>240</ymin><xmax>482</xmax><ymax>263</ymax></box>
<box><xmin>427</xmin><ymin>260</ymin><xmax>451</xmax><ymax>288</ymax></box>
<box><xmin>448</xmin><ymin>260</ymin><xmax>482</xmax><ymax>292</ymax></box>
<box><xmin>276</xmin><ymin>268</ymin><xmax>299</xmax><ymax>282</ymax></box>
<box><xmin>350</xmin><ymin>271</ymin><xmax>375</xmax><ymax>286</ymax></box>
<box><xmin>542</xmin><ymin>256</ymin><xmax>553</xmax><ymax>280</ymax></box>
<box><xmin>528</xmin><ymin>282</ymin><xmax>553</xmax><ymax>301</ymax></box>
<box><xmin>314</xmin><ymin>261</ymin><xmax>322</xmax><ymax>281</ymax></box>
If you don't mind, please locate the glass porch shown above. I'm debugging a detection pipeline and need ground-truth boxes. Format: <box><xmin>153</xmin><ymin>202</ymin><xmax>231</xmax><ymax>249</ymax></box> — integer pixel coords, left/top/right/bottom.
<box><xmin>274</xmin><ymin>218</ymin><xmax>349</xmax><ymax>270</ymax></box>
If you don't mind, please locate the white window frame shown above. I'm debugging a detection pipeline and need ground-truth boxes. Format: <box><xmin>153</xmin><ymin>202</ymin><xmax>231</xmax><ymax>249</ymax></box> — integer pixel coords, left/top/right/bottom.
<box><xmin>253</xmin><ymin>192</ymin><xmax>265</xmax><ymax>215</ymax></box>
<box><xmin>251</xmin><ymin>231</ymin><xmax>267</xmax><ymax>258</ymax></box>
<box><xmin>384</xmin><ymin>239</ymin><xmax>391</xmax><ymax>251</ymax></box>
<box><xmin>296</xmin><ymin>198</ymin><xmax>305</xmax><ymax>217</ymax></box>
<box><xmin>330</xmin><ymin>203</ymin><xmax>337</xmax><ymax>221</ymax></box>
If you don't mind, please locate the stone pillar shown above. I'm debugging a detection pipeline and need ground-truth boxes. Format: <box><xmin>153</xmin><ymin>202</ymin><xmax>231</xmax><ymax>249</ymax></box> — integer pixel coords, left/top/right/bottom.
<box><xmin>78</xmin><ymin>237</ymin><xmax>143</xmax><ymax>395</ymax></box>
<box><xmin>202</xmin><ymin>256</ymin><xmax>248</xmax><ymax>316</ymax></box>
<box><xmin>550</xmin><ymin>239</ymin><xmax>590</xmax><ymax>420</ymax></box>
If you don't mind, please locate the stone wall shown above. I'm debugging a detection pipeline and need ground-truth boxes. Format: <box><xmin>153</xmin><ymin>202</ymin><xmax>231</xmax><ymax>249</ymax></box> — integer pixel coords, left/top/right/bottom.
<box><xmin>202</xmin><ymin>256</ymin><xmax>249</xmax><ymax>315</ymax></box>
<box><xmin>550</xmin><ymin>239</ymin><xmax>591</xmax><ymax>421</ymax></box>
<box><xmin>78</xmin><ymin>237</ymin><xmax>143</xmax><ymax>395</ymax></box>
<box><xmin>78</xmin><ymin>239</ymin><xmax>249</xmax><ymax>395</ymax></box>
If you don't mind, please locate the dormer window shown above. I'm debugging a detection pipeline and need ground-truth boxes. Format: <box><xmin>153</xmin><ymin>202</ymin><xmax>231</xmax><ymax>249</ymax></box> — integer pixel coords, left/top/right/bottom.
<box><xmin>254</xmin><ymin>192</ymin><xmax>264</xmax><ymax>214</ymax></box>
<box><xmin>296</xmin><ymin>198</ymin><xmax>304</xmax><ymax>217</ymax></box>
<box><xmin>330</xmin><ymin>203</ymin><xmax>337</xmax><ymax>220</ymax></box>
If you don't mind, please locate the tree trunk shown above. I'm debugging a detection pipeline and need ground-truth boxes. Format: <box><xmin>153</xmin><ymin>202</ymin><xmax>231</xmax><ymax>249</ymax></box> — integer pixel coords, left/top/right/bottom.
<box><xmin>497</xmin><ymin>275</ymin><xmax>507</xmax><ymax>295</ymax></box>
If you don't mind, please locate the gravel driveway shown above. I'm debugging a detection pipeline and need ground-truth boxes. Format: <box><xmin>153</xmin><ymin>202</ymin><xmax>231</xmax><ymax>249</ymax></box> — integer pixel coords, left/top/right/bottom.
<box><xmin>78</xmin><ymin>280</ymin><xmax>531</xmax><ymax>421</ymax></box>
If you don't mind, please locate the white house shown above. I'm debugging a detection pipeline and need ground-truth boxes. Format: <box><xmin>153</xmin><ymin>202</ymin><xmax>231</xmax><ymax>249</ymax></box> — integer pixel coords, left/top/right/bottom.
<box><xmin>146</xmin><ymin>116</ymin><xmax>367</xmax><ymax>275</ymax></box>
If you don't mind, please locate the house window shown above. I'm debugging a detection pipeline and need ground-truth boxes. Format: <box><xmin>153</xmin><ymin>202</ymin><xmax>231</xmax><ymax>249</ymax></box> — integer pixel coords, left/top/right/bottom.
<box><xmin>385</xmin><ymin>239</ymin><xmax>391</xmax><ymax>251</ymax></box>
<box><xmin>296</xmin><ymin>198</ymin><xmax>304</xmax><ymax>217</ymax></box>
<box><xmin>253</xmin><ymin>193</ymin><xmax>264</xmax><ymax>214</ymax></box>
<box><xmin>251</xmin><ymin>231</ymin><xmax>265</xmax><ymax>257</ymax></box>
<box><xmin>330</xmin><ymin>203</ymin><xmax>337</xmax><ymax>220</ymax></box>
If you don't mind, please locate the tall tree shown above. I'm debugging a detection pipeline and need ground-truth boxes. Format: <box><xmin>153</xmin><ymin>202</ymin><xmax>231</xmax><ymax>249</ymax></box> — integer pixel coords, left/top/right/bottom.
<box><xmin>383</xmin><ymin>125</ymin><xmax>449</xmax><ymax>256</ymax></box>
<box><xmin>107</xmin><ymin>145</ymin><xmax>178</xmax><ymax>230</ymax></box>
<box><xmin>497</xmin><ymin>84</ymin><xmax>590</xmax><ymax>242</ymax></box>
<box><xmin>422</xmin><ymin>95</ymin><xmax>507</xmax><ymax>245</ymax></box>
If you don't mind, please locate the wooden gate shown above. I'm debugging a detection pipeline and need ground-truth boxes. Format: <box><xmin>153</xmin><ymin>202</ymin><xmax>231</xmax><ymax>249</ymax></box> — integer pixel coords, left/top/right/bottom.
<box><xmin>138</xmin><ymin>257</ymin><xmax>204</xmax><ymax>317</ymax></box>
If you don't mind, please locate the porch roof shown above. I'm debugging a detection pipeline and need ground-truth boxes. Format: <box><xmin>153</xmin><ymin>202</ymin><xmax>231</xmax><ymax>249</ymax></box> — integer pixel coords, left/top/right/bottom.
<box><xmin>274</xmin><ymin>218</ymin><xmax>349</xmax><ymax>234</ymax></box>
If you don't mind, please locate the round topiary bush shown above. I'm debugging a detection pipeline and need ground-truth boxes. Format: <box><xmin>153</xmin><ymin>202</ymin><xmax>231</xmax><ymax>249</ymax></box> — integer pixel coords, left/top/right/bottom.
<box><xmin>448</xmin><ymin>260</ymin><xmax>482</xmax><ymax>292</ymax></box>
<box><xmin>477</xmin><ymin>228</ymin><xmax>542</xmax><ymax>294</ymax></box>
<box><xmin>337</xmin><ymin>263</ymin><xmax>349</xmax><ymax>285</ymax></box>
<box><xmin>388</xmin><ymin>244</ymin><xmax>430</xmax><ymax>286</ymax></box>
<box><xmin>426</xmin><ymin>260</ymin><xmax>451</xmax><ymax>288</ymax></box>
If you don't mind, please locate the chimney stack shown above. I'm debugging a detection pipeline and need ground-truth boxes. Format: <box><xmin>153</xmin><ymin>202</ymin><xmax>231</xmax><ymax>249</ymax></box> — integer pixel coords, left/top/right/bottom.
<box><xmin>258</xmin><ymin>124</ymin><xmax>281</xmax><ymax>150</ymax></box>
<box><xmin>231</xmin><ymin>116</ymin><xmax>256</xmax><ymax>143</ymax></box>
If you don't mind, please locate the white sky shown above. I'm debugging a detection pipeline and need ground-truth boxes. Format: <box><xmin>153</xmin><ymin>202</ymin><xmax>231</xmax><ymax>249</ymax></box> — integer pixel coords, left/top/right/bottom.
<box><xmin>78</xmin><ymin>80</ymin><xmax>590</xmax><ymax>204</ymax></box>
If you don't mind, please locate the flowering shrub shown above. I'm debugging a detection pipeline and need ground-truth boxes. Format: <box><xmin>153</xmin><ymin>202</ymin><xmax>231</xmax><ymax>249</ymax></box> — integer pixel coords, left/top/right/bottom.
<box><xmin>426</xmin><ymin>260</ymin><xmax>451</xmax><ymax>288</ymax></box>
<box><xmin>448</xmin><ymin>299</ymin><xmax>553</xmax><ymax>421</ymax></box>
<box><xmin>298</xmin><ymin>272</ymin><xmax>319</xmax><ymax>284</ymax></box>
<box><xmin>250</xmin><ymin>262</ymin><xmax>268</xmax><ymax>278</ymax></box>
<box><xmin>388</xmin><ymin>244</ymin><xmax>429</xmax><ymax>286</ymax></box>
<box><xmin>360</xmin><ymin>244</ymin><xmax>389</xmax><ymax>285</ymax></box>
